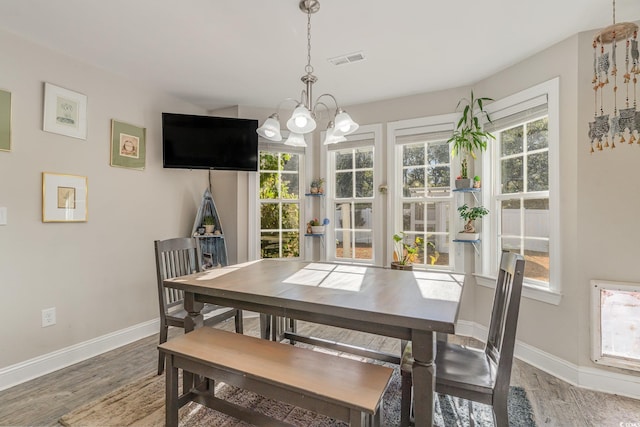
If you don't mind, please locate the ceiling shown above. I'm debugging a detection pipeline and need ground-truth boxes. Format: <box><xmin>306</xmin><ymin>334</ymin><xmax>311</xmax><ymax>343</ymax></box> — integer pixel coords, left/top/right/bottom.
<box><xmin>0</xmin><ymin>0</ymin><xmax>637</xmax><ymax>111</ymax></box>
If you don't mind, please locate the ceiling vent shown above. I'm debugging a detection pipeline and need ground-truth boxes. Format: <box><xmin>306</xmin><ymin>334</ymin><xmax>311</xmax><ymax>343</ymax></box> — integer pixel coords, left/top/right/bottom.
<box><xmin>328</xmin><ymin>51</ymin><xmax>366</xmax><ymax>66</ymax></box>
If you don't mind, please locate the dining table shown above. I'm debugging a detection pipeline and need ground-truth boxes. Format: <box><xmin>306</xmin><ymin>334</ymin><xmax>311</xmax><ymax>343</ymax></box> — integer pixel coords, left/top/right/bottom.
<box><xmin>164</xmin><ymin>259</ymin><xmax>464</xmax><ymax>427</ymax></box>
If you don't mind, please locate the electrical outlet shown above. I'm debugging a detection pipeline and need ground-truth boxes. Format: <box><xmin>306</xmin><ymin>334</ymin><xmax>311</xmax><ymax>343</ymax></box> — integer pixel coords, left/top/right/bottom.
<box><xmin>42</xmin><ymin>307</ymin><xmax>56</xmax><ymax>327</ymax></box>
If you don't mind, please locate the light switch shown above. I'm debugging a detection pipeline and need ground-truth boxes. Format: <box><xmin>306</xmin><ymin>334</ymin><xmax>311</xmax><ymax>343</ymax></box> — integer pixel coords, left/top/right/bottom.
<box><xmin>0</xmin><ymin>207</ymin><xmax>7</xmax><ymax>225</ymax></box>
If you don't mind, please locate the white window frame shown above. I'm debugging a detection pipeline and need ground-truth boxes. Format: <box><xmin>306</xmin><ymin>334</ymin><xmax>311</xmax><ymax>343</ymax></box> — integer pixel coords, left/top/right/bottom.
<box><xmin>387</xmin><ymin>114</ymin><xmax>460</xmax><ymax>271</ymax></box>
<box><xmin>249</xmin><ymin>137</ymin><xmax>306</xmax><ymax>260</ymax></box>
<box><xmin>477</xmin><ymin>77</ymin><xmax>561</xmax><ymax>305</ymax></box>
<box><xmin>321</xmin><ymin>124</ymin><xmax>383</xmax><ymax>266</ymax></box>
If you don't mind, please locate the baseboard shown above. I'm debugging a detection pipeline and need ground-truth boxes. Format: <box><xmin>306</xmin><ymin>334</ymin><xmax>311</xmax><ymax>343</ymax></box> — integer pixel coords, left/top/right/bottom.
<box><xmin>0</xmin><ymin>319</ymin><xmax>159</xmax><ymax>392</ymax></box>
<box><xmin>456</xmin><ymin>319</ymin><xmax>640</xmax><ymax>400</ymax></box>
<box><xmin>3</xmin><ymin>316</ymin><xmax>639</xmax><ymax>400</ymax></box>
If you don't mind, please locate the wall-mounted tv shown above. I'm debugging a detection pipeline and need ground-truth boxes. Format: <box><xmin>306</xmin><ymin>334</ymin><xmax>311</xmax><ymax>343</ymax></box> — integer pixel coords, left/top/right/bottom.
<box><xmin>162</xmin><ymin>113</ymin><xmax>258</xmax><ymax>171</ymax></box>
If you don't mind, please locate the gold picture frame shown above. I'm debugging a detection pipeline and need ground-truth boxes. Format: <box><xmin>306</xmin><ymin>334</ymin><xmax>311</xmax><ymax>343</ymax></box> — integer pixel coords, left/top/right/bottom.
<box><xmin>43</xmin><ymin>83</ymin><xmax>88</xmax><ymax>140</ymax></box>
<box><xmin>42</xmin><ymin>172</ymin><xmax>88</xmax><ymax>222</ymax></box>
<box><xmin>0</xmin><ymin>89</ymin><xmax>11</xmax><ymax>152</ymax></box>
<box><xmin>110</xmin><ymin>119</ymin><xmax>146</xmax><ymax>170</ymax></box>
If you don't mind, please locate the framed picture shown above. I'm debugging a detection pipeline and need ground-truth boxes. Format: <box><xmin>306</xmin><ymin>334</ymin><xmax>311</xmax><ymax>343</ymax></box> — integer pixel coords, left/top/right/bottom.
<box><xmin>110</xmin><ymin>119</ymin><xmax>146</xmax><ymax>170</ymax></box>
<box><xmin>43</xmin><ymin>83</ymin><xmax>87</xmax><ymax>140</ymax></box>
<box><xmin>42</xmin><ymin>172</ymin><xmax>88</xmax><ymax>222</ymax></box>
<box><xmin>0</xmin><ymin>89</ymin><xmax>11</xmax><ymax>152</ymax></box>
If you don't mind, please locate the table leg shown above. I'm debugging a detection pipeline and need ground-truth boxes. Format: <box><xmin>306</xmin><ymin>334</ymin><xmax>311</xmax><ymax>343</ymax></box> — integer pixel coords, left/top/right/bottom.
<box><xmin>260</xmin><ymin>313</ymin><xmax>271</xmax><ymax>340</ymax></box>
<box><xmin>182</xmin><ymin>292</ymin><xmax>204</xmax><ymax>392</ymax></box>
<box><xmin>411</xmin><ymin>329</ymin><xmax>435</xmax><ymax>427</ymax></box>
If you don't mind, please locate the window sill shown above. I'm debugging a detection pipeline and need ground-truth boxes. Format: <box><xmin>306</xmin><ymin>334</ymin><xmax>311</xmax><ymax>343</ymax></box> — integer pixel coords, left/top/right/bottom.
<box><xmin>474</xmin><ymin>274</ymin><xmax>562</xmax><ymax>305</ymax></box>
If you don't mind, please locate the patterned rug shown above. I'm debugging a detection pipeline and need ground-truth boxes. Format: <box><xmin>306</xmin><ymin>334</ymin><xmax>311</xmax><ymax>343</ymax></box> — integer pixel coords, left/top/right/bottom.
<box><xmin>59</xmin><ymin>367</ymin><xmax>536</xmax><ymax>426</ymax></box>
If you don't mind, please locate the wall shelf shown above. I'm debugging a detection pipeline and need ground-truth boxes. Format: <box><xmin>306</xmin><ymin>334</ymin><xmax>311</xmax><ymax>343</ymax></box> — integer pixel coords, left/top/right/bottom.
<box><xmin>453</xmin><ymin>239</ymin><xmax>481</xmax><ymax>255</ymax></box>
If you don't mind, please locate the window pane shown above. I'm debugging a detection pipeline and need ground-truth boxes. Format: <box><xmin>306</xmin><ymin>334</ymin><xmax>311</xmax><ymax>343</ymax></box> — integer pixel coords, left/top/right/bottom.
<box><xmin>524</xmin><ymin>199</ymin><xmax>549</xmax><ymax>238</ymax></box>
<box><xmin>260</xmin><ymin>173</ymin><xmax>279</xmax><ymax>199</ymax></box>
<box><xmin>335</xmin><ymin>172</ymin><xmax>353</xmax><ymax>198</ymax></box>
<box><xmin>281</xmin><ymin>173</ymin><xmax>299</xmax><ymax>199</ymax></box>
<box><xmin>427</xmin><ymin>141</ymin><xmax>450</xmax><ymax>165</ymax></box>
<box><xmin>354</xmin><ymin>203</ymin><xmax>372</xmax><ymax>229</ymax></box>
<box><xmin>501</xmin><ymin>237</ymin><xmax>521</xmax><ymax>253</ymax></box>
<box><xmin>501</xmin><ymin>126</ymin><xmax>523</xmax><ymax>156</ymax></box>
<box><xmin>281</xmin><ymin>203</ymin><xmax>299</xmax><ymax>229</ymax></box>
<box><xmin>260</xmin><ymin>203</ymin><xmax>279</xmax><ymax>229</ymax></box>
<box><xmin>427</xmin><ymin>165</ymin><xmax>450</xmax><ymax>190</ymax></box>
<box><xmin>403</xmin><ymin>202</ymin><xmax>449</xmax><ymax>234</ymax></box>
<box><xmin>428</xmin><ymin>234</ymin><xmax>449</xmax><ymax>266</ymax></box>
<box><xmin>354</xmin><ymin>231</ymin><xmax>373</xmax><ymax>260</ymax></box>
<box><xmin>259</xmin><ymin>152</ymin><xmax>279</xmax><ymax>171</ymax></box>
<box><xmin>403</xmin><ymin>144</ymin><xmax>424</xmax><ymax>166</ymax></box>
<box><xmin>355</xmin><ymin>147</ymin><xmax>373</xmax><ymax>168</ymax></box>
<box><xmin>524</xmin><ymin>239</ymin><xmax>549</xmax><ymax>282</ymax></box>
<box><xmin>426</xmin><ymin>202</ymin><xmax>450</xmax><ymax>233</ymax></box>
<box><xmin>336</xmin><ymin>151</ymin><xmax>353</xmax><ymax>170</ymax></box>
<box><xmin>261</xmin><ymin>232</ymin><xmax>280</xmax><ymax>258</ymax></box>
<box><xmin>527</xmin><ymin>152</ymin><xmax>549</xmax><ymax>191</ymax></box>
<box><xmin>282</xmin><ymin>231</ymin><xmax>300</xmax><ymax>257</ymax></box>
<box><xmin>403</xmin><ymin>167</ymin><xmax>425</xmax><ymax>197</ymax></box>
<box><xmin>335</xmin><ymin>230</ymin><xmax>352</xmax><ymax>259</ymax></box>
<box><xmin>282</xmin><ymin>153</ymin><xmax>299</xmax><ymax>171</ymax></box>
<box><xmin>501</xmin><ymin>199</ymin><xmax>521</xmax><ymax>236</ymax></box>
<box><xmin>355</xmin><ymin>171</ymin><xmax>374</xmax><ymax>198</ymax></box>
<box><xmin>403</xmin><ymin>202</ymin><xmax>424</xmax><ymax>232</ymax></box>
<box><xmin>527</xmin><ymin>118</ymin><xmax>548</xmax><ymax>151</ymax></box>
<box><xmin>501</xmin><ymin>157</ymin><xmax>523</xmax><ymax>193</ymax></box>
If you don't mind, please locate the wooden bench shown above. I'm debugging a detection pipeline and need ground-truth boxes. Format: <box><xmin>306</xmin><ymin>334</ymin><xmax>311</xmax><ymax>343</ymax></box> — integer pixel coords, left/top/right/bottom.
<box><xmin>159</xmin><ymin>327</ymin><xmax>394</xmax><ymax>426</ymax></box>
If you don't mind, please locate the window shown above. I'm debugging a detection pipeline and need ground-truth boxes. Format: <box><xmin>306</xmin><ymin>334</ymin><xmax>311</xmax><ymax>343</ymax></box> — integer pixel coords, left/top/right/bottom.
<box><xmin>389</xmin><ymin>116</ymin><xmax>457</xmax><ymax>269</ymax></box>
<box><xmin>258</xmin><ymin>150</ymin><xmax>302</xmax><ymax>258</ymax></box>
<box><xmin>483</xmin><ymin>78</ymin><xmax>560</xmax><ymax>294</ymax></box>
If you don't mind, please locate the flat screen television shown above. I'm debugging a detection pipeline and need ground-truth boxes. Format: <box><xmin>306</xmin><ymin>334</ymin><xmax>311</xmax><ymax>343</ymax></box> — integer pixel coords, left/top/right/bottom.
<box><xmin>162</xmin><ymin>113</ymin><xmax>258</xmax><ymax>171</ymax></box>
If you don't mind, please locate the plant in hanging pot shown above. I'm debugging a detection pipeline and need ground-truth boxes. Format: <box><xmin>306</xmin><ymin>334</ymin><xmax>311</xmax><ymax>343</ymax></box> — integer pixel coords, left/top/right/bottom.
<box><xmin>448</xmin><ymin>91</ymin><xmax>495</xmax><ymax>189</ymax></box>
<box><xmin>456</xmin><ymin>204</ymin><xmax>489</xmax><ymax>241</ymax></box>
<box><xmin>391</xmin><ymin>232</ymin><xmax>422</xmax><ymax>271</ymax></box>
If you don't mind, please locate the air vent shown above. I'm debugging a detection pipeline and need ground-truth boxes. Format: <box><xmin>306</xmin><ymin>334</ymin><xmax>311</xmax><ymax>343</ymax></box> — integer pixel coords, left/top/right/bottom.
<box><xmin>328</xmin><ymin>51</ymin><xmax>366</xmax><ymax>66</ymax></box>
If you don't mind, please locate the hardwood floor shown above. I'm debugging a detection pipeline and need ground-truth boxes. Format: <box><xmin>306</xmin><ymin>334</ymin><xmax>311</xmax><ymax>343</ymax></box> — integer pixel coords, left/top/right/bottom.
<box><xmin>0</xmin><ymin>316</ymin><xmax>638</xmax><ymax>426</ymax></box>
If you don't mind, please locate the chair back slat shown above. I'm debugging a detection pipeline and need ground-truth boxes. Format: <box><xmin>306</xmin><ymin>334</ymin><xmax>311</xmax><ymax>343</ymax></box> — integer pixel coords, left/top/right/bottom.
<box><xmin>484</xmin><ymin>251</ymin><xmax>525</xmax><ymax>395</ymax></box>
<box><xmin>154</xmin><ymin>238</ymin><xmax>201</xmax><ymax>317</ymax></box>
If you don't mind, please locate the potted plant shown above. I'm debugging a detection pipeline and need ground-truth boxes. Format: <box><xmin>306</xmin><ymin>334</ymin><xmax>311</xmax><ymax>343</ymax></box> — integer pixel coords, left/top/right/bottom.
<box><xmin>308</xmin><ymin>218</ymin><xmax>329</xmax><ymax>234</ymax></box>
<box><xmin>310</xmin><ymin>178</ymin><xmax>325</xmax><ymax>194</ymax></box>
<box><xmin>391</xmin><ymin>232</ymin><xmax>422</xmax><ymax>271</ymax></box>
<box><xmin>202</xmin><ymin>215</ymin><xmax>215</xmax><ymax>234</ymax></box>
<box><xmin>473</xmin><ymin>175</ymin><xmax>482</xmax><ymax>188</ymax></box>
<box><xmin>447</xmin><ymin>91</ymin><xmax>495</xmax><ymax>189</ymax></box>
<box><xmin>456</xmin><ymin>204</ymin><xmax>489</xmax><ymax>240</ymax></box>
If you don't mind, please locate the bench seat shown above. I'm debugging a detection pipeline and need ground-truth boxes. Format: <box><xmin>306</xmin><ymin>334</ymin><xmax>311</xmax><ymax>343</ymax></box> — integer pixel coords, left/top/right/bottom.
<box><xmin>159</xmin><ymin>327</ymin><xmax>394</xmax><ymax>426</ymax></box>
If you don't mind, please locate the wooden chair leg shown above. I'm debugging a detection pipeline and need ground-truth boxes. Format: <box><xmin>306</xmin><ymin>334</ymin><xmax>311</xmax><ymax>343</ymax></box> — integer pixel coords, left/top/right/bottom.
<box><xmin>158</xmin><ymin>325</ymin><xmax>169</xmax><ymax>375</ymax></box>
<box><xmin>400</xmin><ymin>369</ymin><xmax>413</xmax><ymax>427</ymax></box>
<box><xmin>492</xmin><ymin>398</ymin><xmax>509</xmax><ymax>427</ymax></box>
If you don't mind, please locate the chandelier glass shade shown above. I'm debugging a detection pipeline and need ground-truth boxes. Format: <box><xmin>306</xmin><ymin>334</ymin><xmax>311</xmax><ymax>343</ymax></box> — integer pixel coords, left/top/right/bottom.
<box><xmin>588</xmin><ymin>0</ymin><xmax>639</xmax><ymax>153</ymax></box>
<box><xmin>256</xmin><ymin>0</ymin><xmax>359</xmax><ymax>148</ymax></box>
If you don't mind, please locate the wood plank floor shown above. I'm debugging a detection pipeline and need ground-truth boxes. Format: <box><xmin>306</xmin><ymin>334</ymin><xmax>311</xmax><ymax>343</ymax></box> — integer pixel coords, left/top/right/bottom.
<box><xmin>0</xmin><ymin>316</ymin><xmax>639</xmax><ymax>426</ymax></box>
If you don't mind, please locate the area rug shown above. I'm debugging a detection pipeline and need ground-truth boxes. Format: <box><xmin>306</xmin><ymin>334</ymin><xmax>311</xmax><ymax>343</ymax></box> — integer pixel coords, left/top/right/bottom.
<box><xmin>59</xmin><ymin>368</ymin><xmax>536</xmax><ymax>426</ymax></box>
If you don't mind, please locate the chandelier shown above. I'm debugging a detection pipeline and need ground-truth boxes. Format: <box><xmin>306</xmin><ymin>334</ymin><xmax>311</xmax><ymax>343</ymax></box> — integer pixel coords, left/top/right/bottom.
<box><xmin>589</xmin><ymin>0</ymin><xmax>639</xmax><ymax>153</ymax></box>
<box><xmin>256</xmin><ymin>0</ymin><xmax>359</xmax><ymax>147</ymax></box>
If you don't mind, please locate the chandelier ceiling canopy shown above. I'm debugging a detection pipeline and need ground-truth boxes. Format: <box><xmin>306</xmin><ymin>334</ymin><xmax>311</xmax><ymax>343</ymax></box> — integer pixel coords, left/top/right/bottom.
<box><xmin>256</xmin><ymin>0</ymin><xmax>359</xmax><ymax>147</ymax></box>
<box><xmin>589</xmin><ymin>0</ymin><xmax>639</xmax><ymax>153</ymax></box>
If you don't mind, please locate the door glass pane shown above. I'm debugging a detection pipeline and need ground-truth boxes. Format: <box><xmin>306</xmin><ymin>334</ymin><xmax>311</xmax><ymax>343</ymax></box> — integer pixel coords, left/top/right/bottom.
<box><xmin>282</xmin><ymin>231</ymin><xmax>300</xmax><ymax>258</ymax></box>
<box><xmin>354</xmin><ymin>203</ymin><xmax>372</xmax><ymax>229</ymax></box>
<box><xmin>335</xmin><ymin>172</ymin><xmax>353</xmax><ymax>198</ymax></box>
<box><xmin>260</xmin><ymin>203</ymin><xmax>279</xmax><ymax>229</ymax></box>
<box><xmin>527</xmin><ymin>152</ymin><xmax>549</xmax><ymax>191</ymax></box>
<box><xmin>335</xmin><ymin>151</ymin><xmax>353</xmax><ymax>170</ymax></box>
<box><xmin>524</xmin><ymin>238</ymin><xmax>549</xmax><ymax>282</ymax></box>
<box><xmin>524</xmin><ymin>199</ymin><xmax>549</xmax><ymax>238</ymax></box>
<box><xmin>403</xmin><ymin>144</ymin><xmax>424</xmax><ymax>166</ymax></box>
<box><xmin>501</xmin><ymin>199</ymin><xmax>521</xmax><ymax>235</ymax></box>
<box><xmin>527</xmin><ymin>118</ymin><xmax>548</xmax><ymax>151</ymax></box>
<box><xmin>501</xmin><ymin>157</ymin><xmax>523</xmax><ymax>193</ymax></box>
<box><xmin>354</xmin><ymin>231</ymin><xmax>372</xmax><ymax>260</ymax></box>
<box><xmin>281</xmin><ymin>203</ymin><xmax>299</xmax><ymax>229</ymax></box>
<box><xmin>501</xmin><ymin>126</ymin><xmax>523</xmax><ymax>156</ymax></box>
<box><xmin>355</xmin><ymin>147</ymin><xmax>373</xmax><ymax>168</ymax></box>
<box><xmin>355</xmin><ymin>171</ymin><xmax>374</xmax><ymax>197</ymax></box>
<box><xmin>261</xmin><ymin>232</ymin><xmax>279</xmax><ymax>258</ymax></box>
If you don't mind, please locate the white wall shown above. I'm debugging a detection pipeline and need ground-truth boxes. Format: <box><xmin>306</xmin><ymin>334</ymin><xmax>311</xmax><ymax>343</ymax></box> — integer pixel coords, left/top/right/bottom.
<box><xmin>0</xmin><ymin>28</ymin><xmax>210</xmax><ymax>367</ymax></box>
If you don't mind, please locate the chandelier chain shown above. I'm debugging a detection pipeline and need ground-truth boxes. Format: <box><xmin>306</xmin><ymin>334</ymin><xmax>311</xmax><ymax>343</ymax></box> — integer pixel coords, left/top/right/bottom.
<box><xmin>305</xmin><ymin>8</ymin><xmax>313</xmax><ymax>74</ymax></box>
<box><xmin>613</xmin><ymin>0</ymin><xmax>616</xmax><ymax>25</ymax></box>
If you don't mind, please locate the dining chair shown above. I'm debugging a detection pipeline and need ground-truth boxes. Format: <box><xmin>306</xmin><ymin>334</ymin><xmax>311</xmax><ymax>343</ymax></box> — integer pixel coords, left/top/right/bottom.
<box><xmin>400</xmin><ymin>251</ymin><xmax>526</xmax><ymax>427</ymax></box>
<box><xmin>154</xmin><ymin>237</ymin><xmax>243</xmax><ymax>375</ymax></box>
